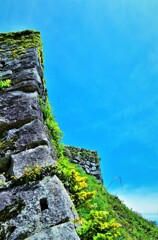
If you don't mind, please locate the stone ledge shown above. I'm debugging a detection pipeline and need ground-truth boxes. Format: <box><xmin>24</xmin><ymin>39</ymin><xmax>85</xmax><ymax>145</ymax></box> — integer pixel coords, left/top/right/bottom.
<box><xmin>9</xmin><ymin>145</ymin><xmax>55</xmax><ymax>178</ymax></box>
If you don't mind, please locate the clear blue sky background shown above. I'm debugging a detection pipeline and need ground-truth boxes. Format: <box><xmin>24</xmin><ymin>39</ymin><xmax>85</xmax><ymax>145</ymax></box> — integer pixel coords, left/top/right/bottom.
<box><xmin>0</xmin><ymin>0</ymin><xmax>157</xmax><ymax>222</ymax></box>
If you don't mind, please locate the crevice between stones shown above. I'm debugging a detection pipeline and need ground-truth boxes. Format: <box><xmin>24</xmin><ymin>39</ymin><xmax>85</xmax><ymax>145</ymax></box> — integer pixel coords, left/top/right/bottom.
<box><xmin>0</xmin><ymin>118</ymin><xmax>40</xmax><ymax>133</ymax></box>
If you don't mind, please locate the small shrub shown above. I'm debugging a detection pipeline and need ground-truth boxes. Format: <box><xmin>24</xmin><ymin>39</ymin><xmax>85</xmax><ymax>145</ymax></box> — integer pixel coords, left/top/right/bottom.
<box><xmin>77</xmin><ymin>210</ymin><xmax>122</xmax><ymax>240</ymax></box>
<box><xmin>0</xmin><ymin>79</ymin><xmax>11</xmax><ymax>89</ymax></box>
<box><xmin>0</xmin><ymin>181</ymin><xmax>4</xmax><ymax>186</ymax></box>
<box><xmin>56</xmin><ymin>156</ymin><xmax>96</xmax><ymax>207</ymax></box>
<box><xmin>11</xmin><ymin>163</ymin><xmax>57</xmax><ymax>185</ymax></box>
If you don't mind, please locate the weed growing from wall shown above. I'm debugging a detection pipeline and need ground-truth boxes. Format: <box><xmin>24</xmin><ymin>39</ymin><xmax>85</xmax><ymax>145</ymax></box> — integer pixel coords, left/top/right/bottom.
<box><xmin>0</xmin><ymin>30</ymin><xmax>43</xmax><ymax>63</ymax></box>
<box><xmin>11</xmin><ymin>163</ymin><xmax>57</xmax><ymax>186</ymax></box>
<box><xmin>0</xmin><ymin>79</ymin><xmax>11</xmax><ymax>89</ymax></box>
<box><xmin>39</xmin><ymin>96</ymin><xmax>63</xmax><ymax>153</ymax></box>
<box><xmin>57</xmin><ymin>155</ymin><xmax>96</xmax><ymax>207</ymax></box>
<box><xmin>77</xmin><ymin>210</ymin><xmax>122</xmax><ymax>240</ymax></box>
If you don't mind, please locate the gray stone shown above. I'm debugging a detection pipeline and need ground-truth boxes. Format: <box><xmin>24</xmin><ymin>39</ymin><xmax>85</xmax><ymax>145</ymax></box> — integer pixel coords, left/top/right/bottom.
<box><xmin>6</xmin><ymin>119</ymin><xmax>51</xmax><ymax>153</ymax></box>
<box><xmin>72</xmin><ymin>160</ymin><xmax>78</xmax><ymax>163</ymax></box>
<box><xmin>85</xmin><ymin>168</ymin><xmax>90</xmax><ymax>174</ymax></box>
<box><xmin>11</xmin><ymin>91</ymin><xmax>38</xmax><ymax>97</ymax></box>
<box><xmin>26</xmin><ymin>222</ymin><xmax>80</xmax><ymax>240</ymax></box>
<box><xmin>0</xmin><ymin>31</ymin><xmax>80</xmax><ymax>238</ymax></box>
<box><xmin>9</xmin><ymin>145</ymin><xmax>55</xmax><ymax>178</ymax></box>
<box><xmin>0</xmin><ymin>70</ymin><xmax>12</xmax><ymax>77</ymax></box>
<box><xmin>64</xmin><ymin>146</ymin><xmax>103</xmax><ymax>184</ymax></box>
<box><xmin>0</xmin><ymin>91</ymin><xmax>43</xmax><ymax>132</ymax></box>
<box><xmin>0</xmin><ymin>176</ymin><xmax>79</xmax><ymax>239</ymax></box>
<box><xmin>63</xmin><ymin>148</ymin><xmax>72</xmax><ymax>158</ymax></box>
<box><xmin>74</xmin><ymin>156</ymin><xmax>80</xmax><ymax>161</ymax></box>
<box><xmin>91</xmin><ymin>162</ymin><xmax>98</xmax><ymax>166</ymax></box>
<box><xmin>0</xmin><ymin>118</ymin><xmax>54</xmax><ymax>173</ymax></box>
<box><xmin>5</xmin><ymin>48</ymin><xmax>41</xmax><ymax>72</ymax></box>
<box><xmin>8</xmin><ymin>79</ymin><xmax>42</xmax><ymax>94</ymax></box>
<box><xmin>91</xmin><ymin>166</ymin><xmax>97</xmax><ymax>171</ymax></box>
<box><xmin>12</xmin><ymin>68</ymin><xmax>42</xmax><ymax>84</ymax></box>
<box><xmin>85</xmin><ymin>161</ymin><xmax>90</xmax><ymax>166</ymax></box>
<box><xmin>0</xmin><ymin>174</ymin><xmax>6</xmax><ymax>182</ymax></box>
<box><xmin>91</xmin><ymin>170</ymin><xmax>102</xmax><ymax>175</ymax></box>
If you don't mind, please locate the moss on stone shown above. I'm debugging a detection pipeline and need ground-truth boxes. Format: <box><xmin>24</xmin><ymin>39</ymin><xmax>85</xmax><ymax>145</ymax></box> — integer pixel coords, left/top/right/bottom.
<box><xmin>0</xmin><ymin>79</ymin><xmax>11</xmax><ymax>89</ymax></box>
<box><xmin>0</xmin><ymin>136</ymin><xmax>17</xmax><ymax>154</ymax></box>
<box><xmin>39</xmin><ymin>96</ymin><xmax>63</xmax><ymax>153</ymax></box>
<box><xmin>0</xmin><ymin>198</ymin><xmax>25</xmax><ymax>222</ymax></box>
<box><xmin>0</xmin><ymin>30</ymin><xmax>43</xmax><ymax>63</ymax></box>
<box><xmin>0</xmin><ymin>223</ymin><xmax>16</xmax><ymax>239</ymax></box>
<box><xmin>0</xmin><ymin>181</ymin><xmax>5</xmax><ymax>186</ymax></box>
<box><xmin>0</xmin><ymin>225</ymin><xmax>6</xmax><ymax>240</ymax></box>
<box><xmin>65</xmin><ymin>146</ymin><xmax>100</xmax><ymax>163</ymax></box>
<box><xmin>16</xmin><ymin>233</ymin><xmax>30</xmax><ymax>239</ymax></box>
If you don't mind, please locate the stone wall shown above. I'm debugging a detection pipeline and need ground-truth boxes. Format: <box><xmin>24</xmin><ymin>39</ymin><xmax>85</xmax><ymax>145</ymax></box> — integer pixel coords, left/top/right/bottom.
<box><xmin>64</xmin><ymin>146</ymin><xmax>103</xmax><ymax>184</ymax></box>
<box><xmin>0</xmin><ymin>30</ymin><xmax>79</xmax><ymax>239</ymax></box>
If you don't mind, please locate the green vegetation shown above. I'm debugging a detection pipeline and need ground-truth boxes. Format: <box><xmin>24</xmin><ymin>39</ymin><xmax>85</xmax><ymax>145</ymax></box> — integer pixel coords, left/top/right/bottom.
<box><xmin>0</xmin><ymin>181</ymin><xmax>4</xmax><ymax>186</ymax></box>
<box><xmin>7</xmin><ymin>93</ymin><xmax>157</xmax><ymax>239</ymax></box>
<box><xmin>11</xmin><ymin>163</ymin><xmax>57</xmax><ymax>186</ymax></box>
<box><xmin>56</xmin><ymin>156</ymin><xmax>123</xmax><ymax>239</ymax></box>
<box><xmin>0</xmin><ymin>79</ymin><xmax>11</xmax><ymax>89</ymax></box>
<box><xmin>0</xmin><ymin>30</ymin><xmax>46</xmax><ymax>87</ymax></box>
<box><xmin>0</xmin><ymin>199</ymin><xmax>25</xmax><ymax>222</ymax></box>
<box><xmin>78</xmin><ymin>210</ymin><xmax>122</xmax><ymax>240</ymax></box>
<box><xmin>0</xmin><ymin>30</ymin><xmax>157</xmax><ymax>239</ymax></box>
<box><xmin>10</xmin><ymin>154</ymin><xmax>158</xmax><ymax>239</ymax></box>
<box><xmin>57</xmin><ymin>155</ymin><xmax>96</xmax><ymax>208</ymax></box>
<box><xmin>55</xmin><ymin>155</ymin><xmax>158</xmax><ymax>239</ymax></box>
<box><xmin>39</xmin><ymin>97</ymin><xmax>63</xmax><ymax>153</ymax></box>
<box><xmin>0</xmin><ymin>30</ymin><xmax>43</xmax><ymax>63</ymax></box>
<box><xmin>38</xmin><ymin>91</ymin><xmax>158</xmax><ymax>239</ymax></box>
<box><xmin>0</xmin><ymin>136</ymin><xmax>17</xmax><ymax>154</ymax></box>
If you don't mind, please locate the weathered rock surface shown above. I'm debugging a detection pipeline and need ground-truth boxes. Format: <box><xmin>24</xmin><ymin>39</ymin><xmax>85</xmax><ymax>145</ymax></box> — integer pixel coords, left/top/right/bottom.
<box><xmin>9</xmin><ymin>145</ymin><xmax>55</xmax><ymax>178</ymax></box>
<box><xmin>0</xmin><ymin>176</ymin><xmax>79</xmax><ymax>239</ymax></box>
<box><xmin>0</xmin><ymin>30</ymin><xmax>80</xmax><ymax>239</ymax></box>
<box><xmin>6</xmin><ymin>119</ymin><xmax>51</xmax><ymax>152</ymax></box>
<box><xmin>64</xmin><ymin>146</ymin><xmax>103</xmax><ymax>184</ymax></box>
<box><xmin>26</xmin><ymin>222</ymin><xmax>80</xmax><ymax>240</ymax></box>
<box><xmin>2</xmin><ymin>48</ymin><xmax>42</xmax><ymax>74</ymax></box>
<box><xmin>11</xmin><ymin>68</ymin><xmax>42</xmax><ymax>84</ymax></box>
<box><xmin>0</xmin><ymin>91</ymin><xmax>43</xmax><ymax>131</ymax></box>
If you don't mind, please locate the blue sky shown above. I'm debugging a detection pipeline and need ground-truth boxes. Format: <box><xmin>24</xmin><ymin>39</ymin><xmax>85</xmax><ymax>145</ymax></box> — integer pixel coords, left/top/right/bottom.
<box><xmin>0</xmin><ymin>0</ymin><xmax>158</xmax><ymax>222</ymax></box>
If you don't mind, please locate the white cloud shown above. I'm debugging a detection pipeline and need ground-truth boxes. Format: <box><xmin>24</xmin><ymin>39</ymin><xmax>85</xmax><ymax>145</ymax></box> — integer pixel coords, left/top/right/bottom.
<box><xmin>110</xmin><ymin>186</ymin><xmax>158</xmax><ymax>217</ymax></box>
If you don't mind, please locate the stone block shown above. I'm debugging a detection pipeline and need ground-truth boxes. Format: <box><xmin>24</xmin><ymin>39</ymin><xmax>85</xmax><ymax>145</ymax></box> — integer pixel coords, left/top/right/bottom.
<box><xmin>6</xmin><ymin>119</ymin><xmax>50</xmax><ymax>153</ymax></box>
<box><xmin>0</xmin><ymin>91</ymin><xmax>43</xmax><ymax>132</ymax></box>
<box><xmin>5</xmin><ymin>48</ymin><xmax>41</xmax><ymax>72</ymax></box>
<box><xmin>0</xmin><ymin>176</ymin><xmax>79</xmax><ymax>239</ymax></box>
<box><xmin>12</xmin><ymin>68</ymin><xmax>42</xmax><ymax>84</ymax></box>
<box><xmin>9</xmin><ymin>145</ymin><xmax>55</xmax><ymax>178</ymax></box>
<box><xmin>91</xmin><ymin>166</ymin><xmax>97</xmax><ymax>171</ymax></box>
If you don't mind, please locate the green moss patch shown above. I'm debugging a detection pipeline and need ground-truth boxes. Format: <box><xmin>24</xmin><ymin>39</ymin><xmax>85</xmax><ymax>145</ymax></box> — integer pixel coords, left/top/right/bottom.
<box><xmin>0</xmin><ymin>30</ymin><xmax>43</xmax><ymax>63</ymax></box>
<box><xmin>0</xmin><ymin>198</ymin><xmax>25</xmax><ymax>222</ymax></box>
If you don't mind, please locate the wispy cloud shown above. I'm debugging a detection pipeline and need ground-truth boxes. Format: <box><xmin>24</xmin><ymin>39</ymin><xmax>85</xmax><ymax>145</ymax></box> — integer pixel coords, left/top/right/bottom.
<box><xmin>110</xmin><ymin>186</ymin><xmax>158</xmax><ymax>221</ymax></box>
